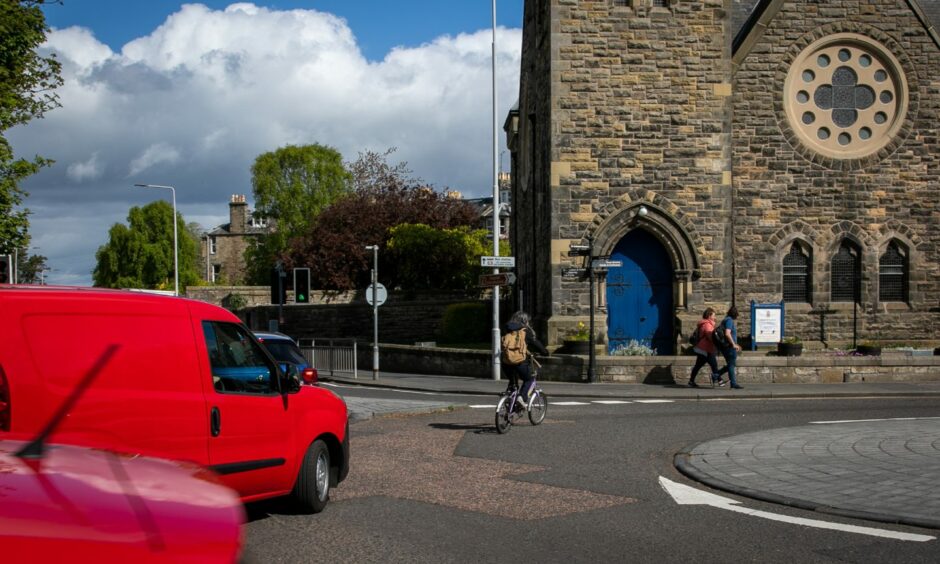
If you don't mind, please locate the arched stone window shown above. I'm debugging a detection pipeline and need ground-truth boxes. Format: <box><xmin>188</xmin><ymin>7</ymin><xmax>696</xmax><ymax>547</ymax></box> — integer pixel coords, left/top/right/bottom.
<box><xmin>782</xmin><ymin>242</ymin><xmax>812</xmax><ymax>303</ymax></box>
<box><xmin>831</xmin><ymin>240</ymin><xmax>861</xmax><ymax>302</ymax></box>
<box><xmin>879</xmin><ymin>241</ymin><xmax>908</xmax><ymax>302</ymax></box>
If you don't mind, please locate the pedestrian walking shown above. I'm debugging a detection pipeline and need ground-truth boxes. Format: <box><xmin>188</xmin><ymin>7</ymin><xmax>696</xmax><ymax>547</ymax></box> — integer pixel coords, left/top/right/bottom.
<box><xmin>688</xmin><ymin>307</ymin><xmax>722</xmax><ymax>388</ymax></box>
<box><xmin>715</xmin><ymin>305</ymin><xmax>744</xmax><ymax>389</ymax></box>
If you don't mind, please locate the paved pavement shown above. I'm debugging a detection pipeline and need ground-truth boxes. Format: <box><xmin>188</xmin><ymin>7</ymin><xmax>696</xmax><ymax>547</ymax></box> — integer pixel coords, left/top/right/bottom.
<box><xmin>323</xmin><ymin>370</ymin><xmax>940</xmax><ymax>531</ymax></box>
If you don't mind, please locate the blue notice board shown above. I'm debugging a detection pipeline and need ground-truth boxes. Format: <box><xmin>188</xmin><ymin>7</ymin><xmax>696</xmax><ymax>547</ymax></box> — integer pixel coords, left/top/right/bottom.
<box><xmin>751</xmin><ymin>300</ymin><xmax>785</xmax><ymax>351</ymax></box>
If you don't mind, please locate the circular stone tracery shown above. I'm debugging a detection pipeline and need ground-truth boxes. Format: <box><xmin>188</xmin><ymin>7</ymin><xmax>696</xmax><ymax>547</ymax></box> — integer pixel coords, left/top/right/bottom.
<box><xmin>784</xmin><ymin>33</ymin><xmax>907</xmax><ymax>160</ymax></box>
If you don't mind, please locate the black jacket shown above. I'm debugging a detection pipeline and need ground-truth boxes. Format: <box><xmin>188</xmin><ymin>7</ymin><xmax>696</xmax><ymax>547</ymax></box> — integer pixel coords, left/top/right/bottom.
<box><xmin>504</xmin><ymin>321</ymin><xmax>549</xmax><ymax>356</ymax></box>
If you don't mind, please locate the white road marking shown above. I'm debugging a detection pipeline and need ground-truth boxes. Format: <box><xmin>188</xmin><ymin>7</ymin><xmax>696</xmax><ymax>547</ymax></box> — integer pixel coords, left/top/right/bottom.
<box><xmin>658</xmin><ymin>476</ymin><xmax>935</xmax><ymax>543</ymax></box>
<box><xmin>634</xmin><ymin>399</ymin><xmax>674</xmax><ymax>404</ymax></box>
<box><xmin>552</xmin><ymin>401</ymin><xmax>590</xmax><ymax>406</ymax></box>
<box><xmin>810</xmin><ymin>416</ymin><xmax>940</xmax><ymax>424</ymax></box>
<box><xmin>592</xmin><ymin>400</ymin><xmax>632</xmax><ymax>404</ymax></box>
<box><xmin>470</xmin><ymin>405</ymin><xmax>497</xmax><ymax>409</ymax></box>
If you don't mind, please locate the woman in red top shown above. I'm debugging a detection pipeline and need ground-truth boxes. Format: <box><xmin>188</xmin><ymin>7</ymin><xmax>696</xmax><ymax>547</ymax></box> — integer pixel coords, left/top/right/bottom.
<box><xmin>688</xmin><ymin>307</ymin><xmax>723</xmax><ymax>387</ymax></box>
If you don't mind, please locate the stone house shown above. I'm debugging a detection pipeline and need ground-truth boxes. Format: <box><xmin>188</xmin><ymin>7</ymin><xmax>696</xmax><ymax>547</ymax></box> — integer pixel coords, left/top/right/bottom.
<box><xmin>505</xmin><ymin>0</ymin><xmax>940</xmax><ymax>352</ymax></box>
<box><xmin>199</xmin><ymin>195</ymin><xmax>273</xmax><ymax>285</ymax></box>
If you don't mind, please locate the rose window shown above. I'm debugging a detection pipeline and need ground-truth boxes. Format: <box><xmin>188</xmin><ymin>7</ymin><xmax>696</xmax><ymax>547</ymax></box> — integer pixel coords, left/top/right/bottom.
<box><xmin>785</xmin><ymin>34</ymin><xmax>907</xmax><ymax>159</ymax></box>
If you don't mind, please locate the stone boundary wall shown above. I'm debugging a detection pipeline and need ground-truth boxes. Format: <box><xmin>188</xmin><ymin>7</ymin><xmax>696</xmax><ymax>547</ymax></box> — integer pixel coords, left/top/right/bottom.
<box><xmin>365</xmin><ymin>345</ymin><xmax>940</xmax><ymax>384</ymax></box>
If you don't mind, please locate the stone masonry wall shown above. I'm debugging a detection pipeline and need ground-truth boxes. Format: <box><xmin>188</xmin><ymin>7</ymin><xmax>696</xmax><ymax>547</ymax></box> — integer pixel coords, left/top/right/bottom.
<box><xmin>733</xmin><ymin>0</ymin><xmax>940</xmax><ymax>343</ymax></box>
<box><xmin>546</xmin><ymin>0</ymin><xmax>732</xmax><ymax>344</ymax></box>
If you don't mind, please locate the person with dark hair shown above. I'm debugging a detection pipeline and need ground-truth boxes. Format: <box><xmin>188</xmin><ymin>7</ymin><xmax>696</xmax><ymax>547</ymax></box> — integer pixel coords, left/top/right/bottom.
<box><xmin>715</xmin><ymin>305</ymin><xmax>744</xmax><ymax>389</ymax></box>
<box><xmin>688</xmin><ymin>307</ymin><xmax>722</xmax><ymax>387</ymax></box>
<box><xmin>502</xmin><ymin>311</ymin><xmax>549</xmax><ymax>406</ymax></box>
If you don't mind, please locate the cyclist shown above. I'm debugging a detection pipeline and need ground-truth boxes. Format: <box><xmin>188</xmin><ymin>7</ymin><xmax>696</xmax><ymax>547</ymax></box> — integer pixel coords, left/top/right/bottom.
<box><xmin>502</xmin><ymin>311</ymin><xmax>549</xmax><ymax>409</ymax></box>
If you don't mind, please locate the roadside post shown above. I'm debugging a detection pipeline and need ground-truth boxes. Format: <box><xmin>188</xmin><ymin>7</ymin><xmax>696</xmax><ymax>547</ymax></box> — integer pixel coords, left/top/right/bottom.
<box><xmin>481</xmin><ymin>255</ymin><xmax>515</xmax><ymax>380</ymax></box>
<box><xmin>364</xmin><ymin>245</ymin><xmax>383</xmax><ymax>380</ymax></box>
<box><xmin>569</xmin><ymin>239</ymin><xmax>621</xmax><ymax>382</ymax></box>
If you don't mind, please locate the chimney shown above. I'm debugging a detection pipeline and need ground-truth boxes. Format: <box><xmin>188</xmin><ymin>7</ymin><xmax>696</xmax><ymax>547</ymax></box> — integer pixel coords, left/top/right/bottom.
<box><xmin>229</xmin><ymin>194</ymin><xmax>248</xmax><ymax>234</ymax></box>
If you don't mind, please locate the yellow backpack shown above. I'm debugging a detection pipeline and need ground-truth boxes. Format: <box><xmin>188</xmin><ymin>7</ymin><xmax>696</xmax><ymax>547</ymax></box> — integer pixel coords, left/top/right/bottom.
<box><xmin>501</xmin><ymin>328</ymin><xmax>528</xmax><ymax>365</ymax></box>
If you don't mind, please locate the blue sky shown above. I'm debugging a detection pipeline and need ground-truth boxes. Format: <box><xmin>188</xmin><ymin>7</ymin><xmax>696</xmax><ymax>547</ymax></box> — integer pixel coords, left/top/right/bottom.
<box><xmin>43</xmin><ymin>1</ymin><xmax>524</xmax><ymax>61</ymax></box>
<box><xmin>14</xmin><ymin>1</ymin><xmax>524</xmax><ymax>285</ymax></box>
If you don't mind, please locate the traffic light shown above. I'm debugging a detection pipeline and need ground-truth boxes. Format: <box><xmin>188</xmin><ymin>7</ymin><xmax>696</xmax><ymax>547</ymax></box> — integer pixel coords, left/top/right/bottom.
<box><xmin>0</xmin><ymin>255</ymin><xmax>10</xmax><ymax>284</ymax></box>
<box><xmin>269</xmin><ymin>266</ymin><xmax>286</xmax><ymax>305</ymax></box>
<box><xmin>294</xmin><ymin>268</ymin><xmax>310</xmax><ymax>304</ymax></box>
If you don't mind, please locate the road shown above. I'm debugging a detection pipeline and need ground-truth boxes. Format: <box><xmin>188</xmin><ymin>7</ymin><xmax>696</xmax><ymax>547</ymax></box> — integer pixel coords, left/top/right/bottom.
<box><xmin>242</xmin><ymin>387</ymin><xmax>939</xmax><ymax>563</ymax></box>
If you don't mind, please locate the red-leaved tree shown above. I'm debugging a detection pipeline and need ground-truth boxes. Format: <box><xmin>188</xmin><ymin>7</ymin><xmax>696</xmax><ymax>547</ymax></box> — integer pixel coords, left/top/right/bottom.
<box><xmin>285</xmin><ymin>183</ymin><xmax>479</xmax><ymax>290</ymax></box>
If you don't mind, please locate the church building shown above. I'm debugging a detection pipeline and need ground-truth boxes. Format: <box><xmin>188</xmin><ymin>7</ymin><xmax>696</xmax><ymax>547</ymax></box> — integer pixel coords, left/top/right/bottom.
<box><xmin>505</xmin><ymin>0</ymin><xmax>940</xmax><ymax>353</ymax></box>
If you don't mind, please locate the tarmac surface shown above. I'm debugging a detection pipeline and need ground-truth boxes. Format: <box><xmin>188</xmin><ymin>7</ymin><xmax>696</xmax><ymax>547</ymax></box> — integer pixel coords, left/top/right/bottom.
<box><xmin>323</xmin><ymin>370</ymin><xmax>940</xmax><ymax>531</ymax></box>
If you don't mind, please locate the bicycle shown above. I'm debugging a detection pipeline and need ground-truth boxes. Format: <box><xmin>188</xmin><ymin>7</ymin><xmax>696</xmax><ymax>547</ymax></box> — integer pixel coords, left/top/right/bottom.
<box><xmin>495</xmin><ymin>356</ymin><xmax>548</xmax><ymax>434</ymax></box>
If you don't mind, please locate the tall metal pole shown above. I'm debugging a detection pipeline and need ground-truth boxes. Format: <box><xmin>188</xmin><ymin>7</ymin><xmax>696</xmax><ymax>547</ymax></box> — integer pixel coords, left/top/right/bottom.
<box><xmin>588</xmin><ymin>236</ymin><xmax>597</xmax><ymax>383</ymax></box>
<box><xmin>134</xmin><ymin>183</ymin><xmax>178</xmax><ymax>295</ymax></box>
<box><xmin>366</xmin><ymin>245</ymin><xmax>379</xmax><ymax>380</ymax></box>
<box><xmin>490</xmin><ymin>0</ymin><xmax>501</xmax><ymax>381</ymax></box>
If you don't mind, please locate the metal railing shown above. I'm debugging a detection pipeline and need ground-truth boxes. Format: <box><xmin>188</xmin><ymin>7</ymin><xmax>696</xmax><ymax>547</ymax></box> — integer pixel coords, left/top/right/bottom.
<box><xmin>299</xmin><ymin>338</ymin><xmax>358</xmax><ymax>378</ymax></box>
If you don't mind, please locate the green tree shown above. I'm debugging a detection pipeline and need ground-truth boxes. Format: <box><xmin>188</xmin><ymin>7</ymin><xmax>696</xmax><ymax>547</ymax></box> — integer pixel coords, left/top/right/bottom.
<box><xmin>15</xmin><ymin>249</ymin><xmax>47</xmax><ymax>284</ymax></box>
<box><xmin>386</xmin><ymin>224</ymin><xmax>495</xmax><ymax>290</ymax></box>
<box><xmin>0</xmin><ymin>1</ymin><xmax>62</xmax><ymax>254</ymax></box>
<box><xmin>245</xmin><ymin>144</ymin><xmax>351</xmax><ymax>283</ymax></box>
<box><xmin>93</xmin><ymin>201</ymin><xmax>200</xmax><ymax>290</ymax></box>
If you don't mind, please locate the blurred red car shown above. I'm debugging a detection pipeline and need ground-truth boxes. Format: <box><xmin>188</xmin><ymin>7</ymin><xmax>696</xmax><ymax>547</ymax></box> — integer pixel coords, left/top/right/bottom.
<box><xmin>0</xmin><ymin>439</ymin><xmax>243</xmax><ymax>562</ymax></box>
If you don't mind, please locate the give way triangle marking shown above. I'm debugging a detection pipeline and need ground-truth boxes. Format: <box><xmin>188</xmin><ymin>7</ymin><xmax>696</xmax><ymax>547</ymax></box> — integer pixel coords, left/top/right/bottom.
<box><xmin>658</xmin><ymin>476</ymin><xmax>934</xmax><ymax>543</ymax></box>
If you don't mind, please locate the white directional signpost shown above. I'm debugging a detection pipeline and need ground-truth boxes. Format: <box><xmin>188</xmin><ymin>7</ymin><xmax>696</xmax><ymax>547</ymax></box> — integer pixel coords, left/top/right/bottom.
<box><xmin>481</xmin><ymin>255</ymin><xmax>514</xmax><ymax>380</ymax></box>
<box><xmin>481</xmin><ymin>256</ymin><xmax>516</xmax><ymax>268</ymax></box>
<box><xmin>591</xmin><ymin>258</ymin><xmax>623</xmax><ymax>270</ymax></box>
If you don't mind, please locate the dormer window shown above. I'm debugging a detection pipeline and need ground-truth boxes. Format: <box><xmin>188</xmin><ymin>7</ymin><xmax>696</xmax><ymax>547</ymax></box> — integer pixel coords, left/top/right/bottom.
<box><xmin>250</xmin><ymin>216</ymin><xmax>268</xmax><ymax>228</ymax></box>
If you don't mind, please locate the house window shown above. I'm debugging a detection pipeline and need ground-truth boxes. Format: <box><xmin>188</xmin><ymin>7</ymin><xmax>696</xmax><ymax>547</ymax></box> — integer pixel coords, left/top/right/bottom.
<box><xmin>612</xmin><ymin>0</ymin><xmax>632</xmax><ymax>7</ymax></box>
<box><xmin>879</xmin><ymin>241</ymin><xmax>908</xmax><ymax>302</ymax></box>
<box><xmin>782</xmin><ymin>242</ymin><xmax>811</xmax><ymax>303</ymax></box>
<box><xmin>211</xmin><ymin>264</ymin><xmax>221</xmax><ymax>283</ymax></box>
<box><xmin>652</xmin><ymin>0</ymin><xmax>669</xmax><ymax>7</ymax></box>
<box><xmin>251</xmin><ymin>216</ymin><xmax>268</xmax><ymax>228</ymax></box>
<box><xmin>831</xmin><ymin>240</ymin><xmax>861</xmax><ymax>302</ymax></box>
<box><xmin>209</xmin><ymin>236</ymin><xmax>217</xmax><ymax>255</ymax></box>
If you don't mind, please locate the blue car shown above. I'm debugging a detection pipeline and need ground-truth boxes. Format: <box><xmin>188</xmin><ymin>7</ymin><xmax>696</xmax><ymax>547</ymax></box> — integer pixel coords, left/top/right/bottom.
<box><xmin>253</xmin><ymin>331</ymin><xmax>318</xmax><ymax>384</ymax></box>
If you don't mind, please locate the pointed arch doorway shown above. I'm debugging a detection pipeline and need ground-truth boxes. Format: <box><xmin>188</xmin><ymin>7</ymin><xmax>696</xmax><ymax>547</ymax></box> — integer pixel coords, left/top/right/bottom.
<box><xmin>606</xmin><ymin>229</ymin><xmax>674</xmax><ymax>355</ymax></box>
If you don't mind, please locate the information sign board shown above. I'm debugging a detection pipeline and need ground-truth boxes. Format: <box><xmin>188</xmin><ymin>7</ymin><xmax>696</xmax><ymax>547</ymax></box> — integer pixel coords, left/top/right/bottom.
<box><xmin>481</xmin><ymin>256</ymin><xmax>515</xmax><ymax>268</ymax></box>
<box><xmin>750</xmin><ymin>300</ymin><xmax>784</xmax><ymax>350</ymax></box>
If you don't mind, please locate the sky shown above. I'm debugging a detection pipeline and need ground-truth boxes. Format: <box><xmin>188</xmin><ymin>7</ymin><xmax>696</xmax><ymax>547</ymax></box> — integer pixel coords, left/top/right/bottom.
<box><xmin>9</xmin><ymin>1</ymin><xmax>523</xmax><ymax>286</ymax></box>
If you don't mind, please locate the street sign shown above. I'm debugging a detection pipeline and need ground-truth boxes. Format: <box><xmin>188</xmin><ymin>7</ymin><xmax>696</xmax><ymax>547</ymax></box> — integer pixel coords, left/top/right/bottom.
<box><xmin>591</xmin><ymin>259</ymin><xmax>623</xmax><ymax>269</ymax></box>
<box><xmin>568</xmin><ymin>244</ymin><xmax>590</xmax><ymax>257</ymax></box>
<box><xmin>478</xmin><ymin>272</ymin><xmax>516</xmax><ymax>287</ymax></box>
<box><xmin>481</xmin><ymin>256</ymin><xmax>515</xmax><ymax>268</ymax></box>
<box><xmin>561</xmin><ymin>267</ymin><xmax>586</xmax><ymax>279</ymax></box>
<box><xmin>365</xmin><ymin>283</ymin><xmax>387</xmax><ymax>306</ymax></box>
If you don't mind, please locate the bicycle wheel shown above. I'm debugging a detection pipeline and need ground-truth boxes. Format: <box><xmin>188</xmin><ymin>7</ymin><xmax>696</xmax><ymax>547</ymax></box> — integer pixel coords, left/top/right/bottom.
<box><xmin>495</xmin><ymin>395</ymin><xmax>512</xmax><ymax>434</ymax></box>
<box><xmin>528</xmin><ymin>389</ymin><xmax>547</xmax><ymax>425</ymax></box>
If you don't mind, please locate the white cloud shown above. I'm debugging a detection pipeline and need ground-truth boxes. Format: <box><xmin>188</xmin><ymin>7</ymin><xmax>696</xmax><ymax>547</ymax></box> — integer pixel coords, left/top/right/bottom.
<box><xmin>8</xmin><ymin>3</ymin><xmax>521</xmax><ymax>286</ymax></box>
<box><xmin>128</xmin><ymin>143</ymin><xmax>182</xmax><ymax>176</ymax></box>
<box><xmin>66</xmin><ymin>152</ymin><xmax>103</xmax><ymax>182</ymax></box>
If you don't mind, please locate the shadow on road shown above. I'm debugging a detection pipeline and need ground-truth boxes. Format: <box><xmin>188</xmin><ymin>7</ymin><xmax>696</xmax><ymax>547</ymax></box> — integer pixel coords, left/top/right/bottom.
<box><xmin>428</xmin><ymin>422</ymin><xmax>497</xmax><ymax>434</ymax></box>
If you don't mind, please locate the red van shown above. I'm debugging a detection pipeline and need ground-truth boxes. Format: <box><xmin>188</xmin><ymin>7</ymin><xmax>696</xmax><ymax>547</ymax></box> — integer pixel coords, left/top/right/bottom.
<box><xmin>0</xmin><ymin>286</ymin><xmax>349</xmax><ymax>512</ymax></box>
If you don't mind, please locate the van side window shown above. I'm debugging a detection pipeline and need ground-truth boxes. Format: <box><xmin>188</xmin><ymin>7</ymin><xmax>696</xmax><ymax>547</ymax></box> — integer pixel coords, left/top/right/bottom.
<box><xmin>203</xmin><ymin>321</ymin><xmax>276</xmax><ymax>394</ymax></box>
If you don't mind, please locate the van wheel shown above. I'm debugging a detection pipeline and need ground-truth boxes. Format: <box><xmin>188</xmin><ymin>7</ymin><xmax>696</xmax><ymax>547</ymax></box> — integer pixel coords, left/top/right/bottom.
<box><xmin>293</xmin><ymin>439</ymin><xmax>330</xmax><ymax>513</ymax></box>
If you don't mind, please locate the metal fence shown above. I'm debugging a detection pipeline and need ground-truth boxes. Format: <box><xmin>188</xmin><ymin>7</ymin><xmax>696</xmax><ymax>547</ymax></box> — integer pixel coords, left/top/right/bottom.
<box><xmin>299</xmin><ymin>338</ymin><xmax>358</xmax><ymax>378</ymax></box>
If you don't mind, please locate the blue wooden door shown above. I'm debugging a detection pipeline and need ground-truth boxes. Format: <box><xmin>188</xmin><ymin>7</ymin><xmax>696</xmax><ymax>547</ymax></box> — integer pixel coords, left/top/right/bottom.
<box><xmin>606</xmin><ymin>229</ymin><xmax>674</xmax><ymax>355</ymax></box>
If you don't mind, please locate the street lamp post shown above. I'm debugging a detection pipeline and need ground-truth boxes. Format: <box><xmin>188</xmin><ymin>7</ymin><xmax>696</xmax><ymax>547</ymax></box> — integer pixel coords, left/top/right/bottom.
<box><xmin>490</xmin><ymin>0</ymin><xmax>502</xmax><ymax>381</ymax></box>
<box><xmin>134</xmin><ymin>183</ymin><xmax>178</xmax><ymax>295</ymax></box>
<box><xmin>365</xmin><ymin>245</ymin><xmax>379</xmax><ymax>380</ymax></box>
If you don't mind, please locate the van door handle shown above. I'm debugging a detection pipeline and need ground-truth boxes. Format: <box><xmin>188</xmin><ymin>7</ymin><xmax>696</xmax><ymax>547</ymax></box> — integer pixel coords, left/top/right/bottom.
<box><xmin>210</xmin><ymin>407</ymin><xmax>221</xmax><ymax>437</ymax></box>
